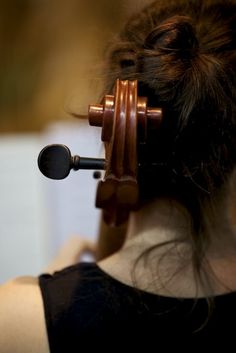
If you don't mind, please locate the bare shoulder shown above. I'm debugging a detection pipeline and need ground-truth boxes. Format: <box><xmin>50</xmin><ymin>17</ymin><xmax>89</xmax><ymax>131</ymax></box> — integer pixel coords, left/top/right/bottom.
<box><xmin>0</xmin><ymin>276</ymin><xmax>50</xmax><ymax>353</ymax></box>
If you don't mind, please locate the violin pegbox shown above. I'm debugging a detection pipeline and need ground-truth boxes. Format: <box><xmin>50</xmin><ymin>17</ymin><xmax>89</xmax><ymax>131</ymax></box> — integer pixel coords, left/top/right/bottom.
<box><xmin>88</xmin><ymin>79</ymin><xmax>162</xmax><ymax>226</ymax></box>
<box><xmin>37</xmin><ymin>79</ymin><xmax>162</xmax><ymax>227</ymax></box>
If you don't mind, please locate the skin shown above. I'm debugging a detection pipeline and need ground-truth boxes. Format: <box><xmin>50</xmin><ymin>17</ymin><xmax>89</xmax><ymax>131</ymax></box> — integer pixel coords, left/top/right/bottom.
<box><xmin>1</xmin><ymin>176</ymin><xmax>236</xmax><ymax>352</ymax></box>
<box><xmin>0</xmin><ymin>236</ymin><xmax>97</xmax><ymax>353</ymax></box>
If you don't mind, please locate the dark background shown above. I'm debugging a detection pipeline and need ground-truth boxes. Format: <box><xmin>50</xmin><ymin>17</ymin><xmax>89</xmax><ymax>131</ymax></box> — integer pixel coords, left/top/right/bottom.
<box><xmin>0</xmin><ymin>0</ymin><xmax>152</xmax><ymax>132</ymax></box>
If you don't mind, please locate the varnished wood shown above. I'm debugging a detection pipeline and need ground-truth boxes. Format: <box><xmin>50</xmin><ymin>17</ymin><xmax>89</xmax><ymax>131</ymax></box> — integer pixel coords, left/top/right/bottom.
<box><xmin>89</xmin><ymin>79</ymin><xmax>162</xmax><ymax>226</ymax></box>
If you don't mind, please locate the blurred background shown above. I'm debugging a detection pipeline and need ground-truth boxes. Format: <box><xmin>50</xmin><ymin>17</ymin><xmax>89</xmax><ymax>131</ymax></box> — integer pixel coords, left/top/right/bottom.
<box><xmin>0</xmin><ymin>0</ymin><xmax>153</xmax><ymax>283</ymax></box>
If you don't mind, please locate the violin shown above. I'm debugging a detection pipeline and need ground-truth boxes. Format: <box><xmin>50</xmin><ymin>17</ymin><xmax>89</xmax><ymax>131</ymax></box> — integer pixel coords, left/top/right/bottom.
<box><xmin>38</xmin><ymin>79</ymin><xmax>162</xmax><ymax>227</ymax></box>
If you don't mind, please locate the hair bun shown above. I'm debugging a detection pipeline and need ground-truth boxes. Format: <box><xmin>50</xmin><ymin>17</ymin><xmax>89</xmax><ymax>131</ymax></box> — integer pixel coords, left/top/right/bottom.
<box><xmin>144</xmin><ymin>15</ymin><xmax>199</xmax><ymax>58</ymax></box>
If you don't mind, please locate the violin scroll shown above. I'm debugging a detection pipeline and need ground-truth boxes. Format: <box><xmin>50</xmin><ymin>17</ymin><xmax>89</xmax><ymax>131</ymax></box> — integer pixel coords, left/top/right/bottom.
<box><xmin>37</xmin><ymin>79</ymin><xmax>162</xmax><ymax>226</ymax></box>
<box><xmin>88</xmin><ymin>80</ymin><xmax>162</xmax><ymax>225</ymax></box>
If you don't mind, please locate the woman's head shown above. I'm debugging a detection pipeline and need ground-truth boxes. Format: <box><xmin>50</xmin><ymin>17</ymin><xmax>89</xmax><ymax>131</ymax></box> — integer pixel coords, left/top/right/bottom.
<box><xmin>106</xmin><ymin>0</ymin><xmax>236</xmax><ymax>221</ymax></box>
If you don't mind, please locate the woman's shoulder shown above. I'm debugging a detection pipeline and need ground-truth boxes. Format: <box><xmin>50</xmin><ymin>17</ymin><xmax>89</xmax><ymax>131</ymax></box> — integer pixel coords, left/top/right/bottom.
<box><xmin>0</xmin><ymin>263</ymin><xmax>101</xmax><ymax>353</ymax></box>
<box><xmin>0</xmin><ymin>276</ymin><xmax>50</xmax><ymax>353</ymax></box>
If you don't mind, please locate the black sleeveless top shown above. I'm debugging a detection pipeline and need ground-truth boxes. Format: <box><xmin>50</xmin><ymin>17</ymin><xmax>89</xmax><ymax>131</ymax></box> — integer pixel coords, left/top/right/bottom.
<box><xmin>39</xmin><ymin>262</ymin><xmax>236</xmax><ymax>352</ymax></box>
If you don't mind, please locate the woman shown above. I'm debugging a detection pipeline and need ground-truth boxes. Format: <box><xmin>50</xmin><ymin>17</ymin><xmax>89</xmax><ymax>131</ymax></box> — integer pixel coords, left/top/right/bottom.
<box><xmin>0</xmin><ymin>0</ymin><xmax>236</xmax><ymax>351</ymax></box>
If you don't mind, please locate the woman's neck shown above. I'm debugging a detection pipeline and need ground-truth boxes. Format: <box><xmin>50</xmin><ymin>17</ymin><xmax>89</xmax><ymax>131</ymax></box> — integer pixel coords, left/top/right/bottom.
<box><xmin>126</xmin><ymin>198</ymin><xmax>192</xmax><ymax>243</ymax></box>
<box><xmin>98</xmin><ymin>196</ymin><xmax>236</xmax><ymax>297</ymax></box>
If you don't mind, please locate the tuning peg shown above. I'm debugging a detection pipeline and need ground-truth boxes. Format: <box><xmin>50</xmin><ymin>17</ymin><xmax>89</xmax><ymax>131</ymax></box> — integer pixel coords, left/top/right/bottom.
<box><xmin>38</xmin><ymin>144</ymin><xmax>105</xmax><ymax>180</ymax></box>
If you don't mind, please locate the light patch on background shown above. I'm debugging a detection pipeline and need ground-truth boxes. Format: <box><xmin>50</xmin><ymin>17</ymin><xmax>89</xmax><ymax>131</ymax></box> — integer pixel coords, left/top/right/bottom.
<box><xmin>0</xmin><ymin>121</ymin><xmax>103</xmax><ymax>283</ymax></box>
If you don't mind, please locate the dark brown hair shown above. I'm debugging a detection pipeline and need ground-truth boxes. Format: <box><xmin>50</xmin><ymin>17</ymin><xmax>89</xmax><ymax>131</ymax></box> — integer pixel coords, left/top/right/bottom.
<box><xmin>105</xmin><ymin>0</ymin><xmax>236</xmax><ymax>294</ymax></box>
<box><xmin>106</xmin><ymin>1</ymin><xmax>236</xmax><ymax>224</ymax></box>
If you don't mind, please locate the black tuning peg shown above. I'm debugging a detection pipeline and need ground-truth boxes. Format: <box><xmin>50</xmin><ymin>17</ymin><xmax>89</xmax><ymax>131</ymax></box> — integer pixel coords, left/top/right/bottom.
<box><xmin>38</xmin><ymin>144</ymin><xmax>105</xmax><ymax>180</ymax></box>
